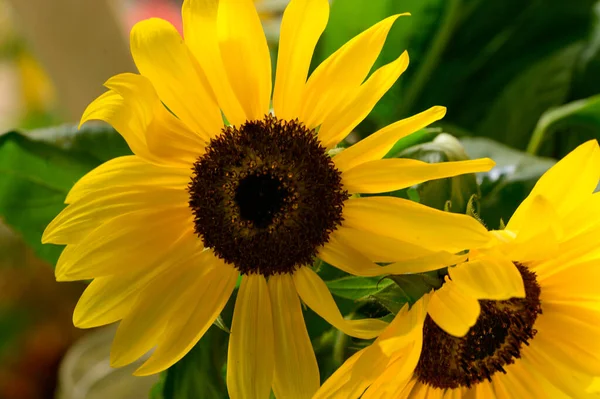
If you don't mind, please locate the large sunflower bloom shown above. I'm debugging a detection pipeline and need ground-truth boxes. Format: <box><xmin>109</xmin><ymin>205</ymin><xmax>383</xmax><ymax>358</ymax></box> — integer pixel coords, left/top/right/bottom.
<box><xmin>43</xmin><ymin>1</ymin><xmax>495</xmax><ymax>398</ymax></box>
<box><xmin>316</xmin><ymin>140</ymin><xmax>600</xmax><ymax>399</ymax></box>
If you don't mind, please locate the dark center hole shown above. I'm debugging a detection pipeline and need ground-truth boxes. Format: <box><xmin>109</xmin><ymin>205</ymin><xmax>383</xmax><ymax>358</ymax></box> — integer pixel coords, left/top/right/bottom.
<box><xmin>235</xmin><ymin>174</ymin><xmax>287</xmax><ymax>229</ymax></box>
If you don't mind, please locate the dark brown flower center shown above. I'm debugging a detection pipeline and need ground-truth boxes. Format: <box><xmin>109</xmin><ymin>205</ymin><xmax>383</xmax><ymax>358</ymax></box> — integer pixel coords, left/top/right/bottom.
<box><xmin>414</xmin><ymin>264</ymin><xmax>542</xmax><ymax>389</ymax></box>
<box><xmin>188</xmin><ymin>115</ymin><xmax>349</xmax><ymax>276</ymax></box>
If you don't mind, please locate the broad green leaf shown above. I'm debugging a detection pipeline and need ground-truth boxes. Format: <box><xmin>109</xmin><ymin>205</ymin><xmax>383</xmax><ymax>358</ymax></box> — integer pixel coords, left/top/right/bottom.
<box><xmin>30</xmin><ymin>123</ymin><xmax>131</xmax><ymax>163</ymax></box>
<box><xmin>527</xmin><ymin>94</ymin><xmax>600</xmax><ymax>156</ymax></box>
<box><xmin>0</xmin><ymin>123</ymin><xmax>130</xmax><ymax>266</ymax></box>
<box><xmin>475</xmin><ymin>43</ymin><xmax>583</xmax><ymax>150</ymax></box>
<box><xmin>571</xmin><ymin>3</ymin><xmax>600</xmax><ymax>100</ymax></box>
<box><xmin>410</xmin><ymin>0</ymin><xmax>596</xmax><ymax>146</ymax></box>
<box><xmin>162</xmin><ymin>326</ymin><xmax>228</xmax><ymax>399</ymax></box>
<box><xmin>461</xmin><ymin>137</ymin><xmax>556</xmax><ymax>229</ymax></box>
<box><xmin>149</xmin><ymin>372</ymin><xmax>167</xmax><ymax>399</ymax></box>
<box><xmin>326</xmin><ymin>276</ymin><xmax>393</xmax><ymax>301</ymax></box>
<box><xmin>371</xmin><ymin>272</ymin><xmax>442</xmax><ymax>315</ymax></box>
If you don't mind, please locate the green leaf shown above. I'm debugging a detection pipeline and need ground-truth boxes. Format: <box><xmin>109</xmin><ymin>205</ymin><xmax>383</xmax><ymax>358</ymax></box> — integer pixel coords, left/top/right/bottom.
<box><xmin>571</xmin><ymin>3</ymin><xmax>600</xmax><ymax>100</ymax></box>
<box><xmin>475</xmin><ymin>43</ymin><xmax>583</xmax><ymax>150</ymax></box>
<box><xmin>149</xmin><ymin>372</ymin><xmax>167</xmax><ymax>399</ymax></box>
<box><xmin>411</xmin><ymin>0</ymin><xmax>596</xmax><ymax>146</ymax></box>
<box><xmin>461</xmin><ymin>137</ymin><xmax>556</xmax><ymax>229</ymax></box>
<box><xmin>369</xmin><ymin>284</ymin><xmax>411</xmax><ymax>314</ymax></box>
<box><xmin>326</xmin><ymin>276</ymin><xmax>393</xmax><ymax>301</ymax></box>
<box><xmin>371</xmin><ymin>273</ymin><xmax>442</xmax><ymax>315</ymax></box>
<box><xmin>162</xmin><ymin>326</ymin><xmax>228</xmax><ymax>399</ymax></box>
<box><xmin>527</xmin><ymin>94</ymin><xmax>600</xmax><ymax>156</ymax></box>
<box><xmin>0</xmin><ymin>123</ymin><xmax>130</xmax><ymax>266</ymax></box>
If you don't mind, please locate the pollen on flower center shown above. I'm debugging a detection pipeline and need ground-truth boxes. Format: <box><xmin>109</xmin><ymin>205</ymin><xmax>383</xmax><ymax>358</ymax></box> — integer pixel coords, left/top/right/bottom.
<box><xmin>188</xmin><ymin>115</ymin><xmax>349</xmax><ymax>276</ymax></box>
<box><xmin>415</xmin><ymin>264</ymin><xmax>542</xmax><ymax>389</ymax></box>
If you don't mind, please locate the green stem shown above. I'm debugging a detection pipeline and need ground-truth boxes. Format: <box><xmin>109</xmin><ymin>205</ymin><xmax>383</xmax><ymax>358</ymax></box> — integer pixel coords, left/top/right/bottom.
<box><xmin>401</xmin><ymin>0</ymin><xmax>462</xmax><ymax>114</ymax></box>
<box><xmin>332</xmin><ymin>328</ymin><xmax>348</xmax><ymax>368</ymax></box>
<box><xmin>527</xmin><ymin>98</ymin><xmax>590</xmax><ymax>155</ymax></box>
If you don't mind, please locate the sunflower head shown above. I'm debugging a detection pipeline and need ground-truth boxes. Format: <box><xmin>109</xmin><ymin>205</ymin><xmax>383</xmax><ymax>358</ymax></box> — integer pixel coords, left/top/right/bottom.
<box><xmin>42</xmin><ymin>1</ymin><xmax>501</xmax><ymax>397</ymax></box>
<box><xmin>188</xmin><ymin>115</ymin><xmax>349</xmax><ymax>276</ymax></box>
<box><xmin>316</xmin><ymin>140</ymin><xmax>600</xmax><ymax>398</ymax></box>
<box><xmin>416</xmin><ymin>263</ymin><xmax>542</xmax><ymax>389</ymax></box>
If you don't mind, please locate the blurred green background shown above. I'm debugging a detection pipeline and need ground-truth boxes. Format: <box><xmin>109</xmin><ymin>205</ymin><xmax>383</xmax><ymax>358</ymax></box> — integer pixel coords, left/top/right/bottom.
<box><xmin>0</xmin><ymin>0</ymin><xmax>599</xmax><ymax>398</ymax></box>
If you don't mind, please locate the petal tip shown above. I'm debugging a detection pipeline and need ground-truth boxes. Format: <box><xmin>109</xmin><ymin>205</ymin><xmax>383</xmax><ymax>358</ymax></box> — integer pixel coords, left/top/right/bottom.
<box><xmin>109</xmin><ymin>351</ymin><xmax>131</xmax><ymax>369</ymax></box>
<box><xmin>133</xmin><ymin>362</ymin><xmax>160</xmax><ymax>377</ymax></box>
<box><xmin>435</xmin><ymin>106</ymin><xmax>447</xmax><ymax>118</ymax></box>
<box><xmin>481</xmin><ymin>157</ymin><xmax>496</xmax><ymax>171</ymax></box>
<box><xmin>41</xmin><ymin>231</ymin><xmax>52</xmax><ymax>244</ymax></box>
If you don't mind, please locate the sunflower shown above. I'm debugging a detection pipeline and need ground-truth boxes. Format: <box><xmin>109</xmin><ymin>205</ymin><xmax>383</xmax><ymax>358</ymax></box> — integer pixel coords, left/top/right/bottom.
<box><xmin>43</xmin><ymin>0</ymin><xmax>496</xmax><ymax>398</ymax></box>
<box><xmin>315</xmin><ymin>140</ymin><xmax>600</xmax><ymax>399</ymax></box>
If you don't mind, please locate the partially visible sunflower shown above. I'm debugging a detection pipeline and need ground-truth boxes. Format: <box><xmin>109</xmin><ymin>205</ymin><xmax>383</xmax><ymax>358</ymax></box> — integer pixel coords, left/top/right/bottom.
<box><xmin>43</xmin><ymin>0</ymin><xmax>495</xmax><ymax>398</ymax></box>
<box><xmin>315</xmin><ymin>140</ymin><xmax>600</xmax><ymax>399</ymax></box>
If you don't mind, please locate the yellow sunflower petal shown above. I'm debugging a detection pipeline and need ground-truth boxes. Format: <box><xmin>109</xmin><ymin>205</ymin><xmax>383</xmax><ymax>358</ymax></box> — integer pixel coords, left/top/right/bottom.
<box><xmin>73</xmin><ymin>274</ymin><xmax>138</xmax><ymax>329</ymax></box>
<box><xmin>54</xmin><ymin>209</ymin><xmax>193</xmax><ymax>281</ymax></box>
<box><xmin>312</xmin><ymin>349</ymin><xmax>368</xmax><ymax>399</ymax></box>
<box><xmin>523</xmin><ymin>345</ymin><xmax>597</xmax><ymax>399</ymax></box>
<box><xmin>495</xmin><ymin>361</ymin><xmax>550</xmax><ymax>398</ymax></box>
<box><xmin>333</xmin><ymin>225</ymin><xmax>453</xmax><ymax>263</ymax></box>
<box><xmin>507</xmin><ymin>140</ymin><xmax>600</xmax><ymax>231</ymax></box>
<box><xmin>361</xmin><ymin>342</ymin><xmax>421</xmax><ymax>399</ymax></box>
<box><xmin>398</xmin><ymin>378</ymin><xmax>419</xmax><ymax>398</ymax></box>
<box><xmin>341</xmin><ymin>158</ymin><xmax>495</xmax><ymax>194</ymax></box>
<box><xmin>479</xmin><ymin>383</ymin><xmax>498</xmax><ymax>399</ymax></box>
<box><xmin>269</xmin><ymin>274</ymin><xmax>319</xmax><ymax>399</ymax></box>
<box><xmin>316</xmin><ymin>303</ymin><xmax>420</xmax><ymax>399</ymax></box>
<box><xmin>560</xmin><ymin>192</ymin><xmax>600</xmax><ymax>240</ymax></box>
<box><xmin>293</xmin><ymin>266</ymin><xmax>387</xmax><ymax>339</ymax></box>
<box><xmin>130</xmin><ymin>18</ymin><xmax>222</xmax><ymax>137</ymax></box>
<box><xmin>44</xmin><ymin>186</ymin><xmax>188</xmax><ymax>245</ymax></box>
<box><xmin>385</xmin><ymin>295</ymin><xmax>430</xmax><ymax>337</ymax></box>
<box><xmin>505</xmin><ymin>195</ymin><xmax>563</xmax><ymax>263</ymax></box>
<box><xmin>110</xmin><ymin>246</ymin><xmax>205</xmax><ymax>368</ymax></box>
<box><xmin>81</xmin><ymin>80</ymin><xmax>205</xmax><ymax>166</ymax></box>
<box><xmin>227</xmin><ymin>274</ymin><xmax>274</xmax><ymax>399</ymax></box>
<box><xmin>299</xmin><ymin>14</ymin><xmax>407</xmax><ymax>128</ymax></box>
<box><xmin>427</xmin><ymin>279</ymin><xmax>480</xmax><ymax>337</ymax></box>
<box><xmin>353</xmin><ymin>299</ymin><xmax>428</xmax><ymax>399</ymax></box>
<box><xmin>532</xmin><ymin>226</ymin><xmax>600</xmax><ymax>279</ymax></box>
<box><xmin>342</xmin><ymin>196</ymin><xmax>491</xmax><ymax>253</ymax></box>
<box><xmin>64</xmin><ymin>156</ymin><xmax>189</xmax><ymax>204</ymax></box>
<box><xmin>534</xmin><ymin>303</ymin><xmax>600</xmax><ymax>375</ymax></box>
<box><xmin>80</xmin><ymin>91</ymin><xmax>148</xmax><ymax>157</ymax></box>
<box><xmin>217</xmin><ymin>0</ymin><xmax>272</xmax><ymax>120</ymax></box>
<box><xmin>135</xmin><ymin>254</ymin><xmax>239</xmax><ymax>376</ymax></box>
<box><xmin>182</xmin><ymin>0</ymin><xmax>246</xmax><ymax>125</ymax></box>
<box><xmin>74</xmin><ymin>233</ymin><xmax>203</xmax><ymax>329</ymax></box>
<box><xmin>318</xmin><ymin>51</ymin><xmax>409</xmax><ymax>149</ymax></box>
<box><xmin>102</xmin><ymin>73</ymin><xmax>207</xmax><ymax>165</ymax></box>
<box><xmin>273</xmin><ymin>0</ymin><xmax>329</xmax><ymax>120</ymax></box>
<box><xmin>407</xmin><ymin>381</ymin><xmax>434</xmax><ymax>399</ymax></box>
<box><xmin>332</xmin><ymin>106</ymin><xmax>447</xmax><ymax>172</ymax></box>
<box><xmin>319</xmin><ymin>232</ymin><xmax>466</xmax><ymax>276</ymax></box>
<box><xmin>448</xmin><ymin>253</ymin><xmax>525</xmax><ymax>300</ymax></box>
<box><xmin>542</xmin><ymin>257</ymin><xmax>600</xmax><ymax>301</ymax></box>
